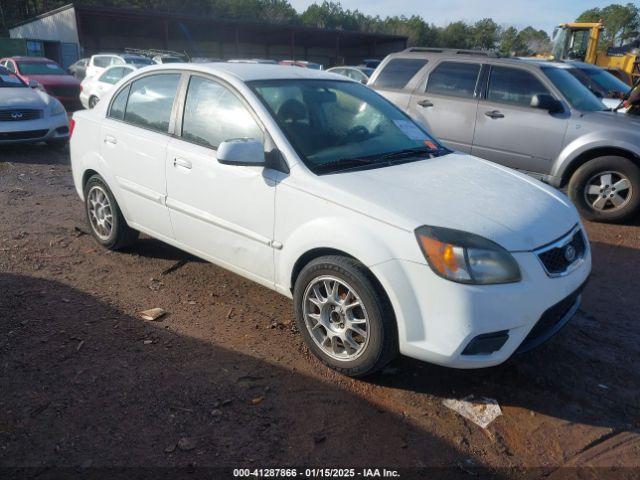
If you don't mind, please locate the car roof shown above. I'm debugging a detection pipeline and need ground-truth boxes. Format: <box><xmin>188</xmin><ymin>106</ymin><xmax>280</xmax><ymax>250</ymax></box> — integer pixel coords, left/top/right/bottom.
<box><xmin>135</xmin><ymin>62</ymin><xmax>341</xmax><ymax>81</ymax></box>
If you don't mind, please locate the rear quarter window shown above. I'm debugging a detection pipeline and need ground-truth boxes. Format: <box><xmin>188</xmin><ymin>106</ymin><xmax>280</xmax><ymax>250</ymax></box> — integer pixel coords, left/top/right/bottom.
<box><xmin>373</xmin><ymin>58</ymin><xmax>428</xmax><ymax>89</ymax></box>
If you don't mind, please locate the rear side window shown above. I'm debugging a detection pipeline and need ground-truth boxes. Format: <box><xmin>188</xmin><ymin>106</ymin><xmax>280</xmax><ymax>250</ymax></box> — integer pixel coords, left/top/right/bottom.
<box><xmin>427</xmin><ymin>62</ymin><xmax>480</xmax><ymax>98</ymax></box>
<box><xmin>373</xmin><ymin>58</ymin><xmax>428</xmax><ymax>89</ymax></box>
<box><xmin>99</xmin><ymin>67</ymin><xmax>126</xmax><ymax>85</ymax></box>
<box><xmin>108</xmin><ymin>84</ymin><xmax>130</xmax><ymax>120</ymax></box>
<box><xmin>93</xmin><ymin>56</ymin><xmax>112</xmax><ymax>68</ymax></box>
<box><xmin>487</xmin><ymin>66</ymin><xmax>550</xmax><ymax>107</ymax></box>
<box><xmin>181</xmin><ymin>76</ymin><xmax>262</xmax><ymax>148</ymax></box>
<box><xmin>123</xmin><ymin>74</ymin><xmax>180</xmax><ymax>132</ymax></box>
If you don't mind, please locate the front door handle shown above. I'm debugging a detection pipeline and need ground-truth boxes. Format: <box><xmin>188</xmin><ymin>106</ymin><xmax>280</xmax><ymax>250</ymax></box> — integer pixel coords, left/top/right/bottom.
<box><xmin>104</xmin><ymin>135</ymin><xmax>117</xmax><ymax>145</ymax></box>
<box><xmin>173</xmin><ymin>157</ymin><xmax>192</xmax><ymax>170</ymax></box>
<box><xmin>417</xmin><ymin>99</ymin><xmax>434</xmax><ymax>108</ymax></box>
<box><xmin>484</xmin><ymin>110</ymin><xmax>505</xmax><ymax>119</ymax></box>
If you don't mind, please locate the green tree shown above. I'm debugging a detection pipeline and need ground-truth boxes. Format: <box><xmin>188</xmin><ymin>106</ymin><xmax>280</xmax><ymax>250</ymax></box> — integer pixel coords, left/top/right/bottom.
<box><xmin>440</xmin><ymin>21</ymin><xmax>471</xmax><ymax>49</ymax></box>
<box><xmin>471</xmin><ymin>18</ymin><xmax>500</xmax><ymax>50</ymax></box>
<box><xmin>577</xmin><ymin>3</ymin><xmax>640</xmax><ymax>47</ymax></box>
<box><xmin>499</xmin><ymin>26</ymin><xmax>526</xmax><ymax>56</ymax></box>
<box><xmin>518</xmin><ymin>26</ymin><xmax>551</xmax><ymax>54</ymax></box>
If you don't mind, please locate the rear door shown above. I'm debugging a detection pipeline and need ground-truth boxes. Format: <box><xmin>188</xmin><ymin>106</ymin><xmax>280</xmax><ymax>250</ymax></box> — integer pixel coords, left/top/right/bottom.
<box><xmin>408</xmin><ymin>60</ymin><xmax>482</xmax><ymax>153</ymax></box>
<box><xmin>100</xmin><ymin>72</ymin><xmax>181</xmax><ymax>239</ymax></box>
<box><xmin>472</xmin><ymin>65</ymin><xmax>568</xmax><ymax>174</ymax></box>
<box><xmin>165</xmin><ymin>74</ymin><xmax>276</xmax><ymax>284</ymax></box>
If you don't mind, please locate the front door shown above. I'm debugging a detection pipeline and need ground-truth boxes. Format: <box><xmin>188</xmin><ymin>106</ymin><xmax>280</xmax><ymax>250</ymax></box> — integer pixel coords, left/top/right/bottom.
<box><xmin>165</xmin><ymin>74</ymin><xmax>276</xmax><ymax>284</ymax></box>
<box><xmin>472</xmin><ymin>65</ymin><xmax>569</xmax><ymax>174</ymax></box>
<box><xmin>100</xmin><ymin>72</ymin><xmax>181</xmax><ymax>239</ymax></box>
<box><xmin>408</xmin><ymin>60</ymin><xmax>482</xmax><ymax>153</ymax></box>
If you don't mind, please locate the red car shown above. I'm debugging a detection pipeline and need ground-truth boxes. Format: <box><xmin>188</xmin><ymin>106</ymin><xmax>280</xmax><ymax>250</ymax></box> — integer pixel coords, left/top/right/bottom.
<box><xmin>0</xmin><ymin>56</ymin><xmax>81</xmax><ymax>109</ymax></box>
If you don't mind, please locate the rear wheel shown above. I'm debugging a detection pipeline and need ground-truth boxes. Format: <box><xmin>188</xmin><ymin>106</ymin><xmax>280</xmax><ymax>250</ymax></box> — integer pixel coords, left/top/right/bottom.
<box><xmin>293</xmin><ymin>255</ymin><xmax>398</xmax><ymax>377</ymax></box>
<box><xmin>88</xmin><ymin>96</ymin><xmax>99</xmax><ymax>109</ymax></box>
<box><xmin>84</xmin><ymin>174</ymin><xmax>138</xmax><ymax>250</ymax></box>
<box><xmin>568</xmin><ymin>156</ymin><xmax>640</xmax><ymax>223</ymax></box>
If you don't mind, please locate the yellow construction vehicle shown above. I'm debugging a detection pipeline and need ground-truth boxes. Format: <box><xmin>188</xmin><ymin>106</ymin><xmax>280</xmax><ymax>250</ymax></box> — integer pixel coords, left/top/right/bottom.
<box><xmin>551</xmin><ymin>22</ymin><xmax>639</xmax><ymax>86</ymax></box>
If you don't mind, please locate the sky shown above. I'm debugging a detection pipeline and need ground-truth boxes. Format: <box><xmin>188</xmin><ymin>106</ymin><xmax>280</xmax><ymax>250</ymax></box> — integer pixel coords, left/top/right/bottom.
<box><xmin>287</xmin><ymin>0</ymin><xmax>630</xmax><ymax>34</ymax></box>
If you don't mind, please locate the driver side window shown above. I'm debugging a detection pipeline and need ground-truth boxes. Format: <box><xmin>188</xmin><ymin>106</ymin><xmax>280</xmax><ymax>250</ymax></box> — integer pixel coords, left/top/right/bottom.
<box><xmin>181</xmin><ymin>76</ymin><xmax>263</xmax><ymax>149</ymax></box>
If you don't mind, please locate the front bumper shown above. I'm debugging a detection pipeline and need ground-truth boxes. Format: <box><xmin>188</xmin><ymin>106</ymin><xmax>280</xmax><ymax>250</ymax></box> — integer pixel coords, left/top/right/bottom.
<box><xmin>371</xmin><ymin>242</ymin><xmax>591</xmax><ymax>369</ymax></box>
<box><xmin>0</xmin><ymin>115</ymin><xmax>69</xmax><ymax>145</ymax></box>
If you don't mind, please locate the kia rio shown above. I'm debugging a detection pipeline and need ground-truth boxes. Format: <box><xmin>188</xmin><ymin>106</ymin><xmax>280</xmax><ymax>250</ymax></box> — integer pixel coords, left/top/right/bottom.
<box><xmin>69</xmin><ymin>63</ymin><xmax>591</xmax><ymax>377</ymax></box>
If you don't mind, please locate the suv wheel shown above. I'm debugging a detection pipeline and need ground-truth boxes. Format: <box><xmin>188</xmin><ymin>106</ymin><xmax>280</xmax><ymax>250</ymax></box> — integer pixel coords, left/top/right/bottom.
<box><xmin>88</xmin><ymin>96</ymin><xmax>99</xmax><ymax>109</ymax></box>
<box><xmin>293</xmin><ymin>255</ymin><xmax>398</xmax><ymax>377</ymax></box>
<box><xmin>84</xmin><ymin>174</ymin><xmax>138</xmax><ymax>250</ymax></box>
<box><xmin>568</xmin><ymin>156</ymin><xmax>640</xmax><ymax>223</ymax></box>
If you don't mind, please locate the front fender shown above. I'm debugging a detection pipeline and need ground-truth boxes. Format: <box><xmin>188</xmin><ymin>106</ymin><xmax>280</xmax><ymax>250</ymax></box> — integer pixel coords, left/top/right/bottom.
<box><xmin>275</xmin><ymin>216</ymin><xmax>408</xmax><ymax>294</ymax></box>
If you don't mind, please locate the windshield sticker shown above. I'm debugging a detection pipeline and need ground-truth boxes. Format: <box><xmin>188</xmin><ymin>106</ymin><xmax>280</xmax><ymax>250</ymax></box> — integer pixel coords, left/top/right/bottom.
<box><xmin>0</xmin><ymin>75</ymin><xmax>21</xmax><ymax>84</ymax></box>
<box><xmin>393</xmin><ymin>119</ymin><xmax>428</xmax><ymax>141</ymax></box>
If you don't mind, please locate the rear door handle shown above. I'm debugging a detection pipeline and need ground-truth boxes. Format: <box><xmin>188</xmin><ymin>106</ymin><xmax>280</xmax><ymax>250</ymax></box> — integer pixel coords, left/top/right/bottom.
<box><xmin>484</xmin><ymin>110</ymin><xmax>505</xmax><ymax>119</ymax></box>
<box><xmin>173</xmin><ymin>157</ymin><xmax>192</xmax><ymax>170</ymax></box>
<box><xmin>417</xmin><ymin>99</ymin><xmax>434</xmax><ymax>108</ymax></box>
<box><xmin>104</xmin><ymin>135</ymin><xmax>117</xmax><ymax>145</ymax></box>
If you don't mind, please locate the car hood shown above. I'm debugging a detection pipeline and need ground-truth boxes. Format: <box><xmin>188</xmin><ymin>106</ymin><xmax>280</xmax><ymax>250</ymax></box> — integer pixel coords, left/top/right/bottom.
<box><xmin>310</xmin><ymin>153</ymin><xmax>578</xmax><ymax>252</ymax></box>
<box><xmin>583</xmin><ymin>110</ymin><xmax>640</xmax><ymax>129</ymax></box>
<box><xmin>24</xmin><ymin>74</ymin><xmax>80</xmax><ymax>87</ymax></box>
<box><xmin>0</xmin><ymin>87</ymin><xmax>52</xmax><ymax>109</ymax></box>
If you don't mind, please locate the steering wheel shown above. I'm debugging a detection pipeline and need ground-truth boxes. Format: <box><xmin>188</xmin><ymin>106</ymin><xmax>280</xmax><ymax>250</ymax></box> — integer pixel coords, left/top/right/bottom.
<box><xmin>347</xmin><ymin>125</ymin><xmax>369</xmax><ymax>142</ymax></box>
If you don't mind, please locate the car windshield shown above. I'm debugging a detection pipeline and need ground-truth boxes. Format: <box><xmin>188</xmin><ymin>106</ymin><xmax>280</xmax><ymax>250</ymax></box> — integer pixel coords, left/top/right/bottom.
<box><xmin>572</xmin><ymin>67</ymin><xmax>631</xmax><ymax>96</ymax></box>
<box><xmin>250</xmin><ymin>79</ymin><xmax>447</xmax><ymax>174</ymax></box>
<box><xmin>0</xmin><ymin>67</ymin><xmax>26</xmax><ymax>87</ymax></box>
<box><xmin>17</xmin><ymin>61</ymin><xmax>66</xmax><ymax>75</ymax></box>
<box><xmin>541</xmin><ymin>66</ymin><xmax>606</xmax><ymax>111</ymax></box>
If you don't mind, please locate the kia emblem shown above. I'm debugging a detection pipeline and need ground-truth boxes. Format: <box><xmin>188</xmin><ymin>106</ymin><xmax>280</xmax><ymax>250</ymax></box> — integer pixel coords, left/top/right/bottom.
<box><xmin>564</xmin><ymin>244</ymin><xmax>577</xmax><ymax>263</ymax></box>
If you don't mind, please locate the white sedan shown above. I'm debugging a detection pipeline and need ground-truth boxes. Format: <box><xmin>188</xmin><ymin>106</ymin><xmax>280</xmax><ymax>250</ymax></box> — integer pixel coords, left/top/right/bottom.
<box><xmin>0</xmin><ymin>65</ymin><xmax>69</xmax><ymax>146</ymax></box>
<box><xmin>79</xmin><ymin>64</ymin><xmax>138</xmax><ymax>109</ymax></box>
<box><xmin>69</xmin><ymin>63</ymin><xmax>591</xmax><ymax>377</ymax></box>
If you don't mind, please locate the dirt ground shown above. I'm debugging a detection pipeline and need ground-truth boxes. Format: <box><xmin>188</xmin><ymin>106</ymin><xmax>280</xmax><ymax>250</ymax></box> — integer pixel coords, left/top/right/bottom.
<box><xmin>1</xmin><ymin>143</ymin><xmax>639</xmax><ymax>478</ymax></box>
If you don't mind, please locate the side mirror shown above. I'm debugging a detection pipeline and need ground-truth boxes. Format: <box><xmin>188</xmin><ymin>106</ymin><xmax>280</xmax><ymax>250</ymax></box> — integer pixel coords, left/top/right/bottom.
<box><xmin>217</xmin><ymin>138</ymin><xmax>266</xmax><ymax>166</ymax></box>
<box><xmin>530</xmin><ymin>94</ymin><xmax>563</xmax><ymax>113</ymax></box>
<box><xmin>28</xmin><ymin>79</ymin><xmax>39</xmax><ymax>89</ymax></box>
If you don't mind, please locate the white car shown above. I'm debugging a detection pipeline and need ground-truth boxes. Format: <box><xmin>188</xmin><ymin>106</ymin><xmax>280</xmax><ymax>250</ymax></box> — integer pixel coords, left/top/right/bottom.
<box><xmin>69</xmin><ymin>63</ymin><xmax>591</xmax><ymax>376</ymax></box>
<box><xmin>85</xmin><ymin>54</ymin><xmax>154</xmax><ymax>79</ymax></box>
<box><xmin>80</xmin><ymin>64</ymin><xmax>139</xmax><ymax>109</ymax></box>
<box><xmin>0</xmin><ymin>65</ymin><xmax>69</xmax><ymax>146</ymax></box>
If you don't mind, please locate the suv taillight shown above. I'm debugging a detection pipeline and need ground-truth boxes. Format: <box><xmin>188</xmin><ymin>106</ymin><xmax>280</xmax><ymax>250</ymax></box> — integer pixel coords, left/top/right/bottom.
<box><xmin>69</xmin><ymin>118</ymin><xmax>76</xmax><ymax>139</ymax></box>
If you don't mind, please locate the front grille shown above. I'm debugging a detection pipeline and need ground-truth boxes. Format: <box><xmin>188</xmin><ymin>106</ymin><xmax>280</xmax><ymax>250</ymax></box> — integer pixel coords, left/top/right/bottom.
<box><xmin>0</xmin><ymin>109</ymin><xmax>42</xmax><ymax>121</ymax></box>
<box><xmin>48</xmin><ymin>86</ymin><xmax>79</xmax><ymax>97</ymax></box>
<box><xmin>537</xmin><ymin>228</ymin><xmax>587</xmax><ymax>277</ymax></box>
<box><xmin>0</xmin><ymin>129</ymin><xmax>48</xmax><ymax>140</ymax></box>
<box><xmin>516</xmin><ymin>280</ymin><xmax>587</xmax><ymax>354</ymax></box>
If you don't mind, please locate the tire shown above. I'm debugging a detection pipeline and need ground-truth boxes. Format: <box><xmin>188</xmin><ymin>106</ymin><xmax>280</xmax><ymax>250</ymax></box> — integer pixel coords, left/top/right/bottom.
<box><xmin>88</xmin><ymin>96</ymin><xmax>99</xmax><ymax>109</ymax></box>
<box><xmin>293</xmin><ymin>255</ymin><xmax>398</xmax><ymax>377</ymax></box>
<box><xmin>83</xmin><ymin>174</ymin><xmax>138</xmax><ymax>250</ymax></box>
<box><xmin>568</xmin><ymin>156</ymin><xmax>640</xmax><ymax>223</ymax></box>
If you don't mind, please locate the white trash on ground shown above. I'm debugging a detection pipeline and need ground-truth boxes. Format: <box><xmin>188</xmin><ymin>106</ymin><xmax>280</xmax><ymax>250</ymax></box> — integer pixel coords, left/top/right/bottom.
<box><xmin>138</xmin><ymin>307</ymin><xmax>166</xmax><ymax>321</ymax></box>
<box><xmin>443</xmin><ymin>395</ymin><xmax>502</xmax><ymax>429</ymax></box>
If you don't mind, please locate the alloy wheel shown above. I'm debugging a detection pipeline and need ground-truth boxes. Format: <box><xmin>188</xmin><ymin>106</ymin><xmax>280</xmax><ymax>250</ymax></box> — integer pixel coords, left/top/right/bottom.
<box><xmin>87</xmin><ymin>185</ymin><xmax>113</xmax><ymax>240</ymax></box>
<box><xmin>584</xmin><ymin>171</ymin><xmax>632</xmax><ymax>212</ymax></box>
<box><xmin>302</xmin><ymin>275</ymin><xmax>370</xmax><ymax>361</ymax></box>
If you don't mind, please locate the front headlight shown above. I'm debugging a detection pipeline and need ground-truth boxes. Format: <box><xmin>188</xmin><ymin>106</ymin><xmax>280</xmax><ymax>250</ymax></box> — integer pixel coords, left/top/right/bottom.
<box><xmin>415</xmin><ymin>226</ymin><xmax>521</xmax><ymax>285</ymax></box>
<box><xmin>50</xmin><ymin>100</ymin><xmax>66</xmax><ymax>116</ymax></box>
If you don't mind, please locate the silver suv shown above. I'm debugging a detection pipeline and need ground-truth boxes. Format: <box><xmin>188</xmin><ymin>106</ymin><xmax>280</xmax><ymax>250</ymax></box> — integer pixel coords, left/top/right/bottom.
<box><xmin>369</xmin><ymin>48</ymin><xmax>640</xmax><ymax>222</ymax></box>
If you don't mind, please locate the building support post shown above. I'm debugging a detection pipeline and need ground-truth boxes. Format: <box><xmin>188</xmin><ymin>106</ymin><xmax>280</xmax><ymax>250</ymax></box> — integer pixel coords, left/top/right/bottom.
<box><xmin>335</xmin><ymin>34</ymin><xmax>340</xmax><ymax>65</ymax></box>
<box><xmin>290</xmin><ymin>31</ymin><xmax>295</xmax><ymax>60</ymax></box>
<box><xmin>235</xmin><ymin>25</ymin><xmax>240</xmax><ymax>57</ymax></box>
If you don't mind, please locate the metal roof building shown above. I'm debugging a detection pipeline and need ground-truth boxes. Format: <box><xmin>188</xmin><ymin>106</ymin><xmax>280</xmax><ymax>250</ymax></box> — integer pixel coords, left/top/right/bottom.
<box><xmin>9</xmin><ymin>4</ymin><xmax>407</xmax><ymax>69</ymax></box>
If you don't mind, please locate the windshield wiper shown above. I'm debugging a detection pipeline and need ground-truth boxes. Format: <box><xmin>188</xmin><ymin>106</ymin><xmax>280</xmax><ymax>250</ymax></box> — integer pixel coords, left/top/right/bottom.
<box><xmin>315</xmin><ymin>146</ymin><xmax>446</xmax><ymax>175</ymax></box>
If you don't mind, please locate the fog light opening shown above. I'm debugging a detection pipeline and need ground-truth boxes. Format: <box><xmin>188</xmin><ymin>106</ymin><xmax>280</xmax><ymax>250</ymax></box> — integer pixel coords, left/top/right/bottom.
<box><xmin>462</xmin><ymin>331</ymin><xmax>509</xmax><ymax>355</ymax></box>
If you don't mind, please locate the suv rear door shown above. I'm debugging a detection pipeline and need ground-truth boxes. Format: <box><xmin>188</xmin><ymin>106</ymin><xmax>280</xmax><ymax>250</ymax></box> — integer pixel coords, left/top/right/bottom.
<box><xmin>472</xmin><ymin>65</ymin><xmax>568</xmax><ymax>174</ymax></box>
<box><xmin>408</xmin><ymin>60</ymin><xmax>482</xmax><ymax>153</ymax></box>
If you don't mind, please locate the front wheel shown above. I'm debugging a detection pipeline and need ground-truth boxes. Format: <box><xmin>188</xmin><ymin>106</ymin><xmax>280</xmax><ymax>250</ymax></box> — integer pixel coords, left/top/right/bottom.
<box><xmin>568</xmin><ymin>156</ymin><xmax>640</xmax><ymax>223</ymax></box>
<box><xmin>293</xmin><ymin>255</ymin><xmax>398</xmax><ymax>377</ymax></box>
